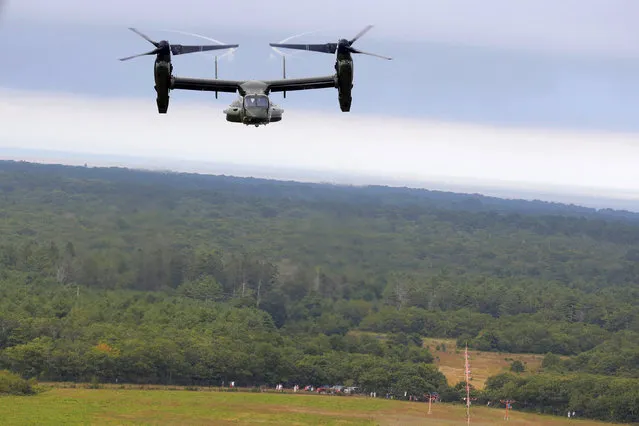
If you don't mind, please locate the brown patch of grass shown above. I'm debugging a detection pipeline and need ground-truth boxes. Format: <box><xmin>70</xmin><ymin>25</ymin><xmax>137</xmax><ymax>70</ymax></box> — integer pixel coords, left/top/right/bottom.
<box><xmin>348</xmin><ymin>332</ymin><xmax>549</xmax><ymax>389</ymax></box>
<box><xmin>423</xmin><ymin>338</ymin><xmax>545</xmax><ymax>389</ymax></box>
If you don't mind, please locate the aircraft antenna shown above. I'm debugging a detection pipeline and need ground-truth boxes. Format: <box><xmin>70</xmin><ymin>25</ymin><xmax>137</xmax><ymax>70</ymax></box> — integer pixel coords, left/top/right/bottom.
<box><xmin>215</xmin><ymin>55</ymin><xmax>219</xmax><ymax>99</ymax></box>
<box><xmin>283</xmin><ymin>55</ymin><xmax>286</xmax><ymax>98</ymax></box>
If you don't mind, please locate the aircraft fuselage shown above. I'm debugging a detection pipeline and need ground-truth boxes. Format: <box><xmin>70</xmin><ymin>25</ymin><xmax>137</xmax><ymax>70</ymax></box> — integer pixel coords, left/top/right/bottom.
<box><xmin>223</xmin><ymin>93</ymin><xmax>283</xmax><ymax>127</ymax></box>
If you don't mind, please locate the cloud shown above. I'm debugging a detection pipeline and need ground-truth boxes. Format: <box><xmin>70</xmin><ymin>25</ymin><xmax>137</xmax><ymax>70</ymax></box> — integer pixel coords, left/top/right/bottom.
<box><xmin>5</xmin><ymin>0</ymin><xmax>638</xmax><ymax>57</ymax></box>
<box><xmin>2</xmin><ymin>87</ymin><xmax>639</xmax><ymax>202</ymax></box>
<box><xmin>3</xmin><ymin>4</ymin><xmax>638</xmax><ymax>134</ymax></box>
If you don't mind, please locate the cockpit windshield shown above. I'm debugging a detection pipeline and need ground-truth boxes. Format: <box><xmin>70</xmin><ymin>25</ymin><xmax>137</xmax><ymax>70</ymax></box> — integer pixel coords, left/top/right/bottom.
<box><xmin>244</xmin><ymin>95</ymin><xmax>269</xmax><ymax>108</ymax></box>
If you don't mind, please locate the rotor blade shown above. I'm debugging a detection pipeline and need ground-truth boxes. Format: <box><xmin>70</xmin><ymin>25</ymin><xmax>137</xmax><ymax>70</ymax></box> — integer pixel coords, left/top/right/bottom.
<box><xmin>158</xmin><ymin>29</ymin><xmax>229</xmax><ymax>45</ymax></box>
<box><xmin>268</xmin><ymin>43</ymin><xmax>337</xmax><ymax>54</ymax></box>
<box><xmin>349</xmin><ymin>25</ymin><xmax>373</xmax><ymax>45</ymax></box>
<box><xmin>349</xmin><ymin>47</ymin><xmax>392</xmax><ymax>60</ymax></box>
<box><xmin>170</xmin><ymin>44</ymin><xmax>239</xmax><ymax>55</ymax></box>
<box><xmin>155</xmin><ymin>29</ymin><xmax>237</xmax><ymax>59</ymax></box>
<box><xmin>270</xmin><ymin>29</ymin><xmax>328</xmax><ymax>58</ymax></box>
<box><xmin>278</xmin><ymin>29</ymin><xmax>328</xmax><ymax>44</ymax></box>
<box><xmin>119</xmin><ymin>48</ymin><xmax>161</xmax><ymax>61</ymax></box>
<box><xmin>128</xmin><ymin>27</ymin><xmax>159</xmax><ymax>47</ymax></box>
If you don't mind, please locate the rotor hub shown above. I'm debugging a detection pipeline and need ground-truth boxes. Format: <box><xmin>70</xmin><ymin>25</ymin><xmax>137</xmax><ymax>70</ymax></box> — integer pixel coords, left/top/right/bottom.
<box><xmin>157</xmin><ymin>40</ymin><xmax>171</xmax><ymax>54</ymax></box>
<box><xmin>337</xmin><ymin>39</ymin><xmax>352</xmax><ymax>54</ymax></box>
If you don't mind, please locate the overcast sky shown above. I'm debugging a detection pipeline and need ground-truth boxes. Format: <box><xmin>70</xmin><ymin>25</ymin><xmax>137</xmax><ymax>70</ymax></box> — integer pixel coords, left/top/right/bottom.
<box><xmin>6</xmin><ymin>0</ymin><xmax>638</xmax><ymax>57</ymax></box>
<box><xmin>2</xmin><ymin>0</ymin><xmax>639</xmax><ymax>206</ymax></box>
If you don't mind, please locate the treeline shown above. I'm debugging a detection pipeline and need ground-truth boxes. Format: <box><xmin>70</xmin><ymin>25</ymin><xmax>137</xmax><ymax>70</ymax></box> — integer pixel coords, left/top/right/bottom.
<box><xmin>0</xmin><ymin>276</ymin><xmax>446</xmax><ymax>397</ymax></box>
<box><xmin>3</xmin><ymin>160</ymin><xmax>639</xmax><ymax>221</ymax></box>
<box><xmin>542</xmin><ymin>331</ymin><xmax>639</xmax><ymax>378</ymax></box>
<box><xmin>3</xmin><ymin>161</ymin><xmax>639</xmax><ymax>292</ymax></box>
<box><xmin>2</xmin><ymin>273</ymin><xmax>638</xmax><ymax>422</ymax></box>
<box><xmin>360</xmin><ymin>307</ymin><xmax>611</xmax><ymax>356</ymax></box>
<box><xmin>2</xmin><ymin>239</ymin><xmax>638</xmax><ymax>357</ymax></box>
<box><xmin>481</xmin><ymin>372</ymin><xmax>639</xmax><ymax>424</ymax></box>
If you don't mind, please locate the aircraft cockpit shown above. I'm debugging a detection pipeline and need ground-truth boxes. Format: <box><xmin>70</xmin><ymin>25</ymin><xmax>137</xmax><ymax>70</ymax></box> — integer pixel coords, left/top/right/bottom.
<box><xmin>244</xmin><ymin>95</ymin><xmax>269</xmax><ymax>109</ymax></box>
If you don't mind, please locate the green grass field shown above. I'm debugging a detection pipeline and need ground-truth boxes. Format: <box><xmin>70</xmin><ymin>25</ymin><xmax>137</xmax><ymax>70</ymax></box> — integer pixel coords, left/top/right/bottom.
<box><xmin>0</xmin><ymin>387</ymin><xmax>625</xmax><ymax>425</ymax></box>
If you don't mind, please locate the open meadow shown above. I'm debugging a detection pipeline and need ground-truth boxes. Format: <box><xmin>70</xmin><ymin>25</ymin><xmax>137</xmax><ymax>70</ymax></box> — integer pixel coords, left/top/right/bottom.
<box><xmin>423</xmin><ymin>338</ymin><xmax>546</xmax><ymax>389</ymax></box>
<box><xmin>351</xmin><ymin>332</ymin><xmax>547</xmax><ymax>389</ymax></box>
<box><xmin>0</xmin><ymin>387</ymin><xmax>625</xmax><ymax>425</ymax></box>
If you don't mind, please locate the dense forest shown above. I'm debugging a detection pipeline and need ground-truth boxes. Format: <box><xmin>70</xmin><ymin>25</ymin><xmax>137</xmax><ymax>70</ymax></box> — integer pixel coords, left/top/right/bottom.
<box><xmin>0</xmin><ymin>160</ymin><xmax>638</xmax><ymax>423</ymax></box>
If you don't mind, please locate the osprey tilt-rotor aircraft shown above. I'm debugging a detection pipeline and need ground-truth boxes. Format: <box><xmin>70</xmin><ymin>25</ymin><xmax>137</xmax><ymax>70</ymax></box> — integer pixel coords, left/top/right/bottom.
<box><xmin>120</xmin><ymin>26</ymin><xmax>391</xmax><ymax>126</ymax></box>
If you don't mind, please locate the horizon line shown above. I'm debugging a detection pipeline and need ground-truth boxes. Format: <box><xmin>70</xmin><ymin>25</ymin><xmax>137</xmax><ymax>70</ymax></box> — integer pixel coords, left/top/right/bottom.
<box><xmin>2</xmin><ymin>146</ymin><xmax>639</xmax><ymax>213</ymax></box>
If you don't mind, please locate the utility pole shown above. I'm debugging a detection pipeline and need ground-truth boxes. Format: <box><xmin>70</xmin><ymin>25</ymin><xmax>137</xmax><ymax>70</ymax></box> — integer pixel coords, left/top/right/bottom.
<box><xmin>500</xmin><ymin>399</ymin><xmax>516</xmax><ymax>420</ymax></box>
<box><xmin>464</xmin><ymin>344</ymin><xmax>476</xmax><ymax>425</ymax></box>
<box><xmin>426</xmin><ymin>392</ymin><xmax>438</xmax><ymax>414</ymax></box>
<box><xmin>463</xmin><ymin>396</ymin><xmax>477</xmax><ymax>425</ymax></box>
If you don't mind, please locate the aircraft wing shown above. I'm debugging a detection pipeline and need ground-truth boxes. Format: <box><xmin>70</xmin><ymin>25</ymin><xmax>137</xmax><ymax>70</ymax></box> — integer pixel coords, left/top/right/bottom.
<box><xmin>170</xmin><ymin>76</ymin><xmax>243</xmax><ymax>93</ymax></box>
<box><xmin>265</xmin><ymin>75</ymin><xmax>337</xmax><ymax>93</ymax></box>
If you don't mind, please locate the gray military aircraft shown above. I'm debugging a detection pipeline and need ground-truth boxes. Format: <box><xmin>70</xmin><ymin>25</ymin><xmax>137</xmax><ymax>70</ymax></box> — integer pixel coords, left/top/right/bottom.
<box><xmin>120</xmin><ymin>26</ymin><xmax>390</xmax><ymax>127</ymax></box>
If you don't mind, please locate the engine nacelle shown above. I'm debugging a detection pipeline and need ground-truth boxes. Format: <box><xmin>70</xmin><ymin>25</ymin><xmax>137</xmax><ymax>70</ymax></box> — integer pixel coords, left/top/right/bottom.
<box><xmin>335</xmin><ymin>59</ymin><xmax>353</xmax><ymax>112</ymax></box>
<box><xmin>154</xmin><ymin>60</ymin><xmax>172</xmax><ymax>114</ymax></box>
<box><xmin>224</xmin><ymin>107</ymin><xmax>242</xmax><ymax>123</ymax></box>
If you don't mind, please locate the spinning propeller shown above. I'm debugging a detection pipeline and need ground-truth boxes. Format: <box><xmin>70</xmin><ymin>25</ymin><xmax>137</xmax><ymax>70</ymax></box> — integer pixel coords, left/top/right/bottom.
<box><xmin>269</xmin><ymin>25</ymin><xmax>392</xmax><ymax>60</ymax></box>
<box><xmin>119</xmin><ymin>27</ymin><xmax>239</xmax><ymax>61</ymax></box>
<box><xmin>158</xmin><ymin>29</ymin><xmax>238</xmax><ymax>61</ymax></box>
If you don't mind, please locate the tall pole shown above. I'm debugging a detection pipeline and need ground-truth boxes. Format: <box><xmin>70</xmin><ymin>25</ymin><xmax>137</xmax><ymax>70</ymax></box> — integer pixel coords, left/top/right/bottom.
<box><xmin>465</xmin><ymin>344</ymin><xmax>471</xmax><ymax>423</ymax></box>
<box><xmin>427</xmin><ymin>392</ymin><xmax>438</xmax><ymax>414</ymax></box>
<box><xmin>500</xmin><ymin>399</ymin><xmax>515</xmax><ymax>420</ymax></box>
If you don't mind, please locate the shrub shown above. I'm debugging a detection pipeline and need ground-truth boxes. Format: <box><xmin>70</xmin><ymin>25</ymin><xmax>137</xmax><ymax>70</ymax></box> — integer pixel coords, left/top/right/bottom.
<box><xmin>0</xmin><ymin>370</ymin><xmax>38</xmax><ymax>395</ymax></box>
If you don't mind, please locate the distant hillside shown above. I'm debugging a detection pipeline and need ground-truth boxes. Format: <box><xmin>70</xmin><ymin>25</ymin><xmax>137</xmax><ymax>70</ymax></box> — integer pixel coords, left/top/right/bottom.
<box><xmin>1</xmin><ymin>159</ymin><xmax>638</xmax><ymax>222</ymax></box>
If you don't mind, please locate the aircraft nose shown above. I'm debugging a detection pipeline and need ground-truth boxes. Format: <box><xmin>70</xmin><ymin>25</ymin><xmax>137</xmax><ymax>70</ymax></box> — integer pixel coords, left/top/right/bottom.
<box><xmin>246</xmin><ymin>107</ymin><xmax>268</xmax><ymax>119</ymax></box>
